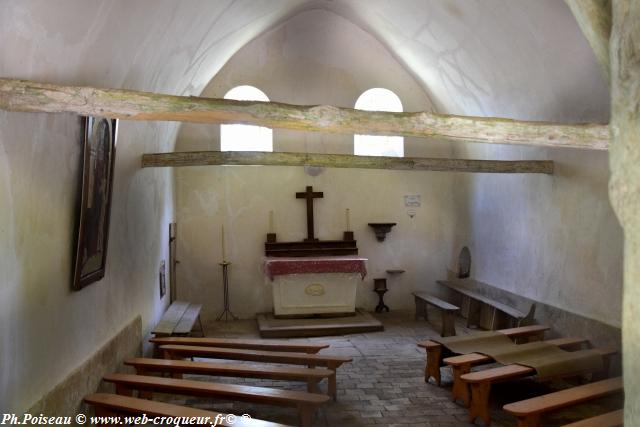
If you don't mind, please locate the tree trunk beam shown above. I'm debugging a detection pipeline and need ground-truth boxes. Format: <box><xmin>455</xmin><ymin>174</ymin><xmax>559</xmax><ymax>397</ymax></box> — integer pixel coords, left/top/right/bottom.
<box><xmin>141</xmin><ymin>151</ymin><xmax>554</xmax><ymax>174</ymax></box>
<box><xmin>0</xmin><ymin>78</ymin><xmax>608</xmax><ymax>150</ymax></box>
<box><xmin>565</xmin><ymin>0</ymin><xmax>612</xmax><ymax>84</ymax></box>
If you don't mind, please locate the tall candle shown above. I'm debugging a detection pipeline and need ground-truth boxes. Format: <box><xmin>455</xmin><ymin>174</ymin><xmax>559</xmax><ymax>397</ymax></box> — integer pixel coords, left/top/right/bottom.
<box><xmin>269</xmin><ymin>210</ymin><xmax>274</xmax><ymax>233</ymax></box>
<box><xmin>346</xmin><ymin>208</ymin><xmax>351</xmax><ymax>231</ymax></box>
<box><xmin>221</xmin><ymin>224</ymin><xmax>226</xmax><ymax>261</ymax></box>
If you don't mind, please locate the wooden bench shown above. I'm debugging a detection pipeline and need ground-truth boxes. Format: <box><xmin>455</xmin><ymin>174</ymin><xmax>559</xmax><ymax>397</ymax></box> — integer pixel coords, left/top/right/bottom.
<box><xmin>103</xmin><ymin>373</ymin><xmax>329</xmax><ymax>427</ymax></box>
<box><xmin>461</xmin><ymin>348</ymin><xmax>618</xmax><ymax>426</ymax></box>
<box><xmin>417</xmin><ymin>324</ymin><xmax>550</xmax><ymax>385</ymax></box>
<box><xmin>444</xmin><ymin>336</ymin><xmax>589</xmax><ymax>407</ymax></box>
<box><xmin>412</xmin><ymin>292</ymin><xmax>459</xmax><ymax>337</ymax></box>
<box><xmin>125</xmin><ymin>357</ymin><xmax>334</xmax><ymax>395</ymax></box>
<box><xmin>562</xmin><ymin>409</ymin><xmax>623</xmax><ymax>427</ymax></box>
<box><xmin>150</xmin><ymin>337</ymin><xmax>329</xmax><ymax>354</ymax></box>
<box><xmin>503</xmin><ymin>377</ymin><xmax>623</xmax><ymax>427</ymax></box>
<box><xmin>159</xmin><ymin>345</ymin><xmax>352</xmax><ymax>401</ymax></box>
<box><xmin>84</xmin><ymin>393</ymin><xmax>289</xmax><ymax>426</ymax></box>
<box><xmin>438</xmin><ymin>280</ymin><xmax>535</xmax><ymax>330</ymax></box>
<box><xmin>152</xmin><ymin>301</ymin><xmax>203</xmax><ymax>337</ymax></box>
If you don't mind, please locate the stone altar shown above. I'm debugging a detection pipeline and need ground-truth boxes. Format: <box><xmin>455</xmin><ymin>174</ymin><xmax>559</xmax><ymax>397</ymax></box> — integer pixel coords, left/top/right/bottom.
<box><xmin>264</xmin><ymin>256</ymin><xmax>367</xmax><ymax>317</ymax></box>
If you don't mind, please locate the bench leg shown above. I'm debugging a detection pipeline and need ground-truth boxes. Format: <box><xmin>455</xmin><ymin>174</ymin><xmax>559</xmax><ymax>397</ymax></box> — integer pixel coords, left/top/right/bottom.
<box><xmin>450</xmin><ymin>364</ymin><xmax>472</xmax><ymax>407</ymax></box>
<box><xmin>114</xmin><ymin>384</ymin><xmax>134</xmax><ymax>397</ymax></box>
<box><xmin>306</xmin><ymin>379</ymin><xmax>321</xmax><ymax>394</ymax></box>
<box><xmin>515</xmin><ymin>415</ymin><xmax>541</xmax><ymax>427</ymax></box>
<box><xmin>138</xmin><ymin>390</ymin><xmax>153</xmax><ymax>399</ymax></box>
<box><xmin>196</xmin><ymin>315</ymin><xmax>205</xmax><ymax>337</ymax></box>
<box><xmin>415</xmin><ymin>297</ymin><xmax>427</xmax><ymax>321</ymax></box>
<box><xmin>467</xmin><ymin>299</ymin><xmax>481</xmax><ymax>328</ymax></box>
<box><xmin>425</xmin><ymin>346</ymin><xmax>443</xmax><ymax>385</ymax></box>
<box><xmin>441</xmin><ymin>311</ymin><xmax>456</xmax><ymax>337</ymax></box>
<box><xmin>327</xmin><ymin>363</ymin><xmax>338</xmax><ymax>401</ymax></box>
<box><xmin>469</xmin><ymin>381</ymin><xmax>492</xmax><ymax>426</ymax></box>
<box><xmin>593</xmin><ymin>354</ymin><xmax>614</xmax><ymax>380</ymax></box>
<box><xmin>298</xmin><ymin>404</ymin><xmax>315</xmax><ymax>427</ymax></box>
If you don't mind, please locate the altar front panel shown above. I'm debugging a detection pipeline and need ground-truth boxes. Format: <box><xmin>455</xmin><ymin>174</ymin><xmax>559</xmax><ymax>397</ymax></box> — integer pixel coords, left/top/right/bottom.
<box><xmin>270</xmin><ymin>273</ymin><xmax>359</xmax><ymax>316</ymax></box>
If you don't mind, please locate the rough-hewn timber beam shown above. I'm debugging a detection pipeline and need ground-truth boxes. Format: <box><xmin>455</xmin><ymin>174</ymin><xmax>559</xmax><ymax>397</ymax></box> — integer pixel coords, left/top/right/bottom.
<box><xmin>141</xmin><ymin>151</ymin><xmax>554</xmax><ymax>174</ymax></box>
<box><xmin>565</xmin><ymin>0</ymin><xmax>612</xmax><ymax>83</ymax></box>
<box><xmin>0</xmin><ymin>78</ymin><xmax>608</xmax><ymax>150</ymax></box>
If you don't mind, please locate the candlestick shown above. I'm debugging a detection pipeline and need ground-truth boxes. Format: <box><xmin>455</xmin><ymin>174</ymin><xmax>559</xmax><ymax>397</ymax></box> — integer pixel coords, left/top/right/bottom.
<box><xmin>221</xmin><ymin>224</ymin><xmax>226</xmax><ymax>262</ymax></box>
<box><xmin>269</xmin><ymin>210</ymin><xmax>274</xmax><ymax>233</ymax></box>
<box><xmin>346</xmin><ymin>208</ymin><xmax>351</xmax><ymax>231</ymax></box>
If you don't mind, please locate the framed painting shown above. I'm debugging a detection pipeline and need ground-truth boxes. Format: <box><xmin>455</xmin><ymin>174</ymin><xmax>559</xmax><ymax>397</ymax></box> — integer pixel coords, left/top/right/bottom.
<box><xmin>72</xmin><ymin>116</ymin><xmax>118</xmax><ymax>290</ymax></box>
<box><xmin>159</xmin><ymin>260</ymin><xmax>167</xmax><ymax>298</ymax></box>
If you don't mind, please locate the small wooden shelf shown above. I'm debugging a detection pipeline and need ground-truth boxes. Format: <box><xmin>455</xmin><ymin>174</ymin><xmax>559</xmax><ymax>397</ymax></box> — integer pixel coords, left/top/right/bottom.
<box><xmin>368</xmin><ymin>223</ymin><xmax>396</xmax><ymax>242</ymax></box>
<box><xmin>386</xmin><ymin>269</ymin><xmax>405</xmax><ymax>274</ymax></box>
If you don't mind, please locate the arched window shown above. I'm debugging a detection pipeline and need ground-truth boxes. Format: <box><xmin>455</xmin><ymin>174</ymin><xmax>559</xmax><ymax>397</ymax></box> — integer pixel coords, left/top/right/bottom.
<box><xmin>354</xmin><ymin>88</ymin><xmax>404</xmax><ymax>157</ymax></box>
<box><xmin>220</xmin><ymin>85</ymin><xmax>273</xmax><ymax>152</ymax></box>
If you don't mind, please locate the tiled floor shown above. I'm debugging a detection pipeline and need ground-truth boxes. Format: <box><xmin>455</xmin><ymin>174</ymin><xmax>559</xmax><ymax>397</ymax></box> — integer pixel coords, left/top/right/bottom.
<box><xmin>156</xmin><ymin>310</ymin><xmax>621</xmax><ymax>427</ymax></box>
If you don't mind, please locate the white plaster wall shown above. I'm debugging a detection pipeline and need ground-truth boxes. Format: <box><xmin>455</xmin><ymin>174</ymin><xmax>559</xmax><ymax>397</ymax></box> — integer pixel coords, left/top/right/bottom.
<box><xmin>174</xmin><ymin>9</ymin><xmax>456</xmax><ymax>319</ymax></box>
<box><xmin>0</xmin><ymin>0</ymin><xmax>303</xmax><ymax>413</ymax></box>
<box><xmin>451</xmin><ymin>145</ymin><xmax>622</xmax><ymax>328</ymax></box>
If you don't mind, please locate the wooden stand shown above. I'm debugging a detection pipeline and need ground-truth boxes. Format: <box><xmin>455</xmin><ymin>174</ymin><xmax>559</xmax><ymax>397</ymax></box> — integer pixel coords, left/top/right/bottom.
<box><xmin>216</xmin><ymin>262</ymin><xmax>237</xmax><ymax>321</ymax></box>
<box><xmin>374</xmin><ymin>278</ymin><xmax>389</xmax><ymax>313</ymax></box>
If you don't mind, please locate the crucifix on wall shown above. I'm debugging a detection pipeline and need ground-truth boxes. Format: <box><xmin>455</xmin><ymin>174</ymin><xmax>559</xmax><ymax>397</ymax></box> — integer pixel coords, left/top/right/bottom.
<box><xmin>296</xmin><ymin>186</ymin><xmax>323</xmax><ymax>242</ymax></box>
<box><xmin>264</xmin><ymin>185</ymin><xmax>357</xmax><ymax>257</ymax></box>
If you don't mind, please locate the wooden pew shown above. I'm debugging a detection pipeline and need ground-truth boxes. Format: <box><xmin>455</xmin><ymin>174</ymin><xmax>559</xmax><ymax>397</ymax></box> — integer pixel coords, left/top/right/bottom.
<box><xmin>152</xmin><ymin>301</ymin><xmax>203</xmax><ymax>337</ymax></box>
<box><xmin>159</xmin><ymin>345</ymin><xmax>352</xmax><ymax>401</ymax></box>
<box><xmin>461</xmin><ymin>348</ymin><xmax>617</xmax><ymax>426</ymax></box>
<box><xmin>562</xmin><ymin>409</ymin><xmax>623</xmax><ymax>427</ymax></box>
<box><xmin>503</xmin><ymin>377</ymin><xmax>623</xmax><ymax>427</ymax></box>
<box><xmin>84</xmin><ymin>393</ymin><xmax>289</xmax><ymax>426</ymax></box>
<box><xmin>150</xmin><ymin>337</ymin><xmax>329</xmax><ymax>354</ymax></box>
<box><xmin>438</xmin><ymin>280</ymin><xmax>535</xmax><ymax>329</ymax></box>
<box><xmin>417</xmin><ymin>324</ymin><xmax>549</xmax><ymax>385</ymax></box>
<box><xmin>444</xmin><ymin>337</ymin><xmax>589</xmax><ymax>406</ymax></box>
<box><xmin>124</xmin><ymin>357</ymin><xmax>334</xmax><ymax>395</ymax></box>
<box><xmin>412</xmin><ymin>292</ymin><xmax>459</xmax><ymax>337</ymax></box>
<box><xmin>103</xmin><ymin>373</ymin><xmax>329</xmax><ymax>427</ymax></box>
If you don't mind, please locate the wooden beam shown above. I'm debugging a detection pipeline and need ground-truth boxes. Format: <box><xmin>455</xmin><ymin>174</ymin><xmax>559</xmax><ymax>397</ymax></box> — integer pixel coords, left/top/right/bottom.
<box><xmin>141</xmin><ymin>151</ymin><xmax>554</xmax><ymax>174</ymax></box>
<box><xmin>565</xmin><ymin>0</ymin><xmax>612</xmax><ymax>84</ymax></box>
<box><xmin>0</xmin><ymin>78</ymin><xmax>608</xmax><ymax>150</ymax></box>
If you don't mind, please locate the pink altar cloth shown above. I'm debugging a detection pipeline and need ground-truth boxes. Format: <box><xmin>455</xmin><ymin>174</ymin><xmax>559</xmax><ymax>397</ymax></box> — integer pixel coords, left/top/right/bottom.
<box><xmin>264</xmin><ymin>256</ymin><xmax>368</xmax><ymax>281</ymax></box>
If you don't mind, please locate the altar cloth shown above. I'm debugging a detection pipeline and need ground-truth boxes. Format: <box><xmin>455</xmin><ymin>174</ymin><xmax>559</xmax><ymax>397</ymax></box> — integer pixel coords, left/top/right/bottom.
<box><xmin>263</xmin><ymin>256</ymin><xmax>368</xmax><ymax>281</ymax></box>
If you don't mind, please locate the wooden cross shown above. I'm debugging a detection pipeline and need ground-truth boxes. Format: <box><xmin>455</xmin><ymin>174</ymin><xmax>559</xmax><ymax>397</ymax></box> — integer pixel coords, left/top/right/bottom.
<box><xmin>296</xmin><ymin>186</ymin><xmax>323</xmax><ymax>242</ymax></box>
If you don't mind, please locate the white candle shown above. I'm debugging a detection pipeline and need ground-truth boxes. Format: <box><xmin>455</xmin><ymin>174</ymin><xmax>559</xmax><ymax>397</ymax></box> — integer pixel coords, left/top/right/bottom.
<box><xmin>221</xmin><ymin>224</ymin><xmax>226</xmax><ymax>261</ymax></box>
<box><xmin>269</xmin><ymin>210</ymin><xmax>274</xmax><ymax>233</ymax></box>
<box><xmin>346</xmin><ymin>208</ymin><xmax>351</xmax><ymax>231</ymax></box>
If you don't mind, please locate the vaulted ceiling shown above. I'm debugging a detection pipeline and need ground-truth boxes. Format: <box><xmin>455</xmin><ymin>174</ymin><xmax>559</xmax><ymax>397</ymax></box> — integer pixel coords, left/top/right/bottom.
<box><xmin>2</xmin><ymin>1</ymin><xmax>609</xmax><ymax>121</ymax></box>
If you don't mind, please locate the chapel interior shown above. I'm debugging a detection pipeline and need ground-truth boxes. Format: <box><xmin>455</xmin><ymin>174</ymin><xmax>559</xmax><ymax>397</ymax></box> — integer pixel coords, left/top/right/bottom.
<box><xmin>1</xmin><ymin>1</ymin><xmax>639</xmax><ymax>426</ymax></box>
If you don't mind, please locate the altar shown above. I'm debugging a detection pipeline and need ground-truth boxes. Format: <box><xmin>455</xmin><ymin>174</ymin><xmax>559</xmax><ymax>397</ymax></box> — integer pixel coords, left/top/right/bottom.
<box><xmin>264</xmin><ymin>256</ymin><xmax>367</xmax><ymax>317</ymax></box>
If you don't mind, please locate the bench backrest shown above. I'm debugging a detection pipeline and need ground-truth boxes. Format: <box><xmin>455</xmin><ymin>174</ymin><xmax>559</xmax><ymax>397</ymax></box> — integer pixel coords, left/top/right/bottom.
<box><xmin>503</xmin><ymin>377</ymin><xmax>623</xmax><ymax>416</ymax></box>
<box><xmin>124</xmin><ymin>357</ymin><xmax>333</xmax><ymax>379</ymax></box>
<box><xmin>561</xmin><ymin>409</ymin><xmax>623</xmax><ymax>427</ymax></box>
<box><xmin>150</xmin><ymin>337</ymin><xmax>329</xmax><ymax>353</ymax></box>
<box><xmin>417</xmin><ymin>324</ymin><xmax>549</xmax><ymax>349</ymax></box>
<box><xmin>103</xmin><ymin>373</ymin><xmax>330</xmax><ymax>406</ymax></box>
<box><xmin>160</xmin><ymin>345</ymin><xmax>352</xmax><ymax>366</ymax></box>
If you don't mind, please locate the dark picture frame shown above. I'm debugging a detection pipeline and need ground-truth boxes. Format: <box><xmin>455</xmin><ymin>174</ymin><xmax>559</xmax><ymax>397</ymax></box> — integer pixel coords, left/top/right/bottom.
<box><xmin>72</xmin><ymin>116</ymin><xmax>118</xmax><ymax>290</ymax></box>
<box><xmin>159</xmin><ymin>260</ymin><xmax>167</xmax><ymax>298</ymax></box>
